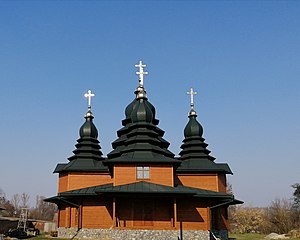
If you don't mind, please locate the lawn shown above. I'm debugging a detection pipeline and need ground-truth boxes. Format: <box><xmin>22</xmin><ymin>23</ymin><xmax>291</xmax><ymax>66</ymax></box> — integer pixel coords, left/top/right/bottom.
<box><xmin>229</xmin><ymin>233</ymin><xmax>266</xmax><ymax>239</ymax></box>
<box><xmin>230</xmin><ymin>233</ymin><xmax>300</xmax><ymax>240</ymax></box>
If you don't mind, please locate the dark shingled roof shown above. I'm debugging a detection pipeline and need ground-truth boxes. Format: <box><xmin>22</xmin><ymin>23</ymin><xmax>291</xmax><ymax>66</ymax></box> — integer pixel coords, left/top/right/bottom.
<box><xmin>177</xmin><ymin>110</ymin><xmax>232</xmax><ymax>174</ymax></box>
<box><xmin>105</xmin><ymin>86</ymin><xmax>179</xmax><ymax>167</ymax></box>
<box><xmin>45</xmin><ymin>181</ymin><xmax>243</xmax><ymax>206</ymax></box>
<box><xmin>177</xmin><ymin>159</ymin><xmax>232</xmax><ymax>174</ymax></box>
<box><xmin>56</xmin><ymin>181</ymin><xmax>234</xmax><ymax>199</ymax></box>
<box><xmin>54</xmin><ymin>109</ymin><xmax>108</xmax><ymax>173</ymax></box>
<box><xmin>54</xmin><ymin>159</ymin><xmax>108</xmax><ymax>173</ymax></box>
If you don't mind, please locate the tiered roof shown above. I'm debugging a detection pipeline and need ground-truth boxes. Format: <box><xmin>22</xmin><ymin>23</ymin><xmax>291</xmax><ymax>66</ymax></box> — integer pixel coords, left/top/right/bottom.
<box><xmin>54</xmin><ymin>91</ymin><xmax>107</xmax><ymax>173</ymax></box>
<box><xmin>46</xmin><ymin>61</ymin><xmax>242</xmax><ymax>206</ymax></box>
<box><xmin>104</xmin><ymin>62</ymin><xmax>180</xmax><ymax>168</ymax></box>
<box><xmin>53</xmin><ymin>63</ymin><xmax>232</xmax><ymax>175</ymax></box>
<box><xmin>177</xmin><ymin>88</ymin><xmax>232</xmax><ymax>174</ymax></box>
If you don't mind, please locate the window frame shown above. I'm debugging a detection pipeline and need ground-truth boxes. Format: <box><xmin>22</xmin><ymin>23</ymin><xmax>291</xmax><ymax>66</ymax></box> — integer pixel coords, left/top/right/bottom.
<box><xmin>136</xmin><ymin>165</ymin><xmax>150</xmax><ymax>179</ymax></box>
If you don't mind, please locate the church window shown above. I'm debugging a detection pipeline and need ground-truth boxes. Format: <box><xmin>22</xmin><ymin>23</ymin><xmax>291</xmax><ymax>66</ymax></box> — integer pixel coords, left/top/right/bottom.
<box><xmin>136</xmin><ymin>166</ymin><xmax>150</xmax><ymax>179</ymax></box>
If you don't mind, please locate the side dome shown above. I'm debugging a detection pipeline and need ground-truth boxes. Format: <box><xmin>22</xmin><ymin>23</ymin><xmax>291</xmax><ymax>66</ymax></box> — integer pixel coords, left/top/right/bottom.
<box><xmin>184</xmin><ymin>111</ymin><xmax>203</xmax><ymax>138</ymax></box>
<box><xmin>79</xmin><ymin>110</ymin><xmax>98</xmax><ymax>138</ymax></box>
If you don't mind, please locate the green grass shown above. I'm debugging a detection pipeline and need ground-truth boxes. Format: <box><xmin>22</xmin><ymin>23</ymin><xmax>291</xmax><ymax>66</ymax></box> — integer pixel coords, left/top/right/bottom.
<box><xmin>229</xmin><ymin>233</ymin><xmax>266</xmax><ymax>240</ymax></box>
<box><xmin>230</xmin><ymin>233</ymin><xmax>300</xmax><ymax>240</ymax></box>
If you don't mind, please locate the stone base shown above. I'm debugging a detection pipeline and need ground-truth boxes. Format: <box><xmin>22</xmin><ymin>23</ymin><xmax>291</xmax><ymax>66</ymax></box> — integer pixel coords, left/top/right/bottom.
<box><xmin>58</xmin><ymin>228</ymin><xmax>212</xmax><ymax>240</ymax></box>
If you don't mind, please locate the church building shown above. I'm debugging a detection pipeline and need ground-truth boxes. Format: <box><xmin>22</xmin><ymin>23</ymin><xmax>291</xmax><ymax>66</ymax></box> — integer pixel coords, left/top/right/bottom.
<box><xmin>45</xmin><ymin>61</ymin><xmax>242</xmax><ymax>240</ymax></box>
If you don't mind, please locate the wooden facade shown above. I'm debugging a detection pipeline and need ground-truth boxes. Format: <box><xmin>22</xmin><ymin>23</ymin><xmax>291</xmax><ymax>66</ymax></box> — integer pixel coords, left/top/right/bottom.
<box><xmin>46</xmin><ymin>76</ymin><xmax>242</xmax><ymax>237</ymax></box>
<box><xmin>54</xmin><ymin>165</ymin><xmax>233</xmax><ymax>231</ymax></box>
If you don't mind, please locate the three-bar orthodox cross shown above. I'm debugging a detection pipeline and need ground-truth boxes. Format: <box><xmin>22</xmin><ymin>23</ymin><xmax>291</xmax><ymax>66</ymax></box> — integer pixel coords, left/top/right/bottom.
<box><xmin>187</xmin><ymin>87</ymin><xmax>197</xmax><ymax>109</ymax></box>
<box><xmin>135</xmin><ymin>60</ymin><xmax>148</xmax><ymax>86</ymax></box>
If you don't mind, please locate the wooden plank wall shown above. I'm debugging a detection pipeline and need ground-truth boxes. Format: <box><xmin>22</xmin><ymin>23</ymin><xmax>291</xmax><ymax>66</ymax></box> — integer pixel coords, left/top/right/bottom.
<box><xmin>81</xmin><ymin>198</ymin><xmax>113</xmax><ymax>228</ymax></box>
<box><xmin>177</xmin><ymin>199</ymin><xmax>209</xmax><ymax>230</ymax></box>
<box><xmin>217</xmin><ymin>174</ymin><xmax>227</xmax><ymax>193</ymax></box>
<box><xmin>58</xmin><ymin>173</ymin><xmax>68</xmax><ymax>193</ymax></box>
<box><xmin>58</xmin><ymin>207</ymin><xmax>66</xmax><ymax>227</ymax></box>
<box><xmin>58</xmin><ymin>172</ymin><xmax>112</xmax><ymax>192</ymax></box>
<box><xmin>114</xmin><ymin>164</ymin><xmax>173</xmax><ymax>186</ymax></box>
<box><xmin>116</xmin><ymin>198</ymin><xmax>174</xmax><ymax>229</ymax></box>
<box><xmin>176</xmin><ymin>174</ymin><xmax>219</xmax><ymax>191</ymax></box>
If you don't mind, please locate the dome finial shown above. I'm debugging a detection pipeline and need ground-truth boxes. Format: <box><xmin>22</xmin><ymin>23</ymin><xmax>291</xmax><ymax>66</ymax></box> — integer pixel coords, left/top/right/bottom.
<box><xmin>134</xmin><ymin>60</ymin><xmax>148</xmax><ymax>99</ymax></box>
<box><xmin>84</xmin><ymin>90</ymin><xmax>95</xmax><ymax>117</ymax></box>
<box><xmin>187</xmin><ymin>87</ymin><xmax>198</xmax><ymax>116</ymax></box>
<box><xmin>135</xmin><ymin>60</ymin><xmax>148</xmax><ymax>87</ymax></box>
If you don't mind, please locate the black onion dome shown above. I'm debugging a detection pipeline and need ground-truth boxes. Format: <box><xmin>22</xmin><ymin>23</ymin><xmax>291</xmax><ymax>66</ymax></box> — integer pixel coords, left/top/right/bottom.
<box><xmin>125</xmin><ymin>98</ymin><xmax>137</xmax><ymax>119</ymax></box>
<box><xmin>131</xmin><ymin>98</ymin><xmax>153</xmax><ymax>123</ymax></box>
<box><xmin>146</xmin><ymin>100</ymin><xmax>156</xmax><ymax>119</ymax></box>
<box><xmin>79</xmin><ymin>110</ymin><xmax>98</xmax><ymax>139</ymax></box>
<box><xmin>178</xmin><ymin>108</ymin><xmax>233</xmax><ymax>173</ymax></box>
<box><xmin>130</xmin><ymin>88</ymin><xmax>153</xmax><ymax>123</ymax></box>
<box><xmin>184</xmin><ymin>110</ymin><xmax>203</xmax><ymax>138</ymax></box>
<box><xmin>124</xmin><ymin>86</ymin><xmax>158</xmax><ymax>125</ymax></box>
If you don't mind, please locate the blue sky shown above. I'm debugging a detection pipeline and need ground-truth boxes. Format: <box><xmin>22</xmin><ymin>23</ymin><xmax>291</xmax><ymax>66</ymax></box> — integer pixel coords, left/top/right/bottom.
<box><xmin>0</xmin><ymin>1</ymin><xmax>299</xmax><ymax>207</ymax></box>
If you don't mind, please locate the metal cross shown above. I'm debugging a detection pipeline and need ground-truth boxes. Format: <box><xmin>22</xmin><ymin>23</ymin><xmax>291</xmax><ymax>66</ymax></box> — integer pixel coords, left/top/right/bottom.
<box><xmin>135</xmin><ymin>60</ymin><xmax>148</xmax><ymax>86</ymax></box>
<box><xmin>187</xmin><ymin>87</ymin><xmax>197</xmax><ymax>109</ymax></box>
<box><xmin>84</xmin><ymin>90</ymin><xmax>95</xmax><ymax>108</ymax></box>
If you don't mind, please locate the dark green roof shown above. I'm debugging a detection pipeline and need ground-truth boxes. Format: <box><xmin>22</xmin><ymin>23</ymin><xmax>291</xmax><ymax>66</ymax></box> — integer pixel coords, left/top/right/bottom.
<box><xmin>56</xmin><ymin>181</ymin><xmax>234</xmax><ymax>199</ymax></box>
<box><xmin>106</xmin><ymin>86</ymin><xmax>176</xmax><ymax>166</ymax></box>
<box><xmin>177</xmin><ymin>159</ymin><xmax>232</xmax><ymax>174</ymax></box>
<box><xmin>54</xmin><ymin>159</ymin><xmax>108</xmax><ymax>173</ymax></box>
<box><xmin>54</xmin><ymin>109</ymin><xmax>107</xmax><ymax>173</ymax></box>
<box><xmin>54</xmin><ymin>164</ymin><xmax>67</xmax><ymax>173</ymax></box>
<box><xmin>178</xmin><ymin>111</ymin><xmax>233</xmax><ymax>174</ymax></box>
<box><xmin>184</xmin><ymin>111</ymin><xmax>203</xmax><ymax>138</ymax></box>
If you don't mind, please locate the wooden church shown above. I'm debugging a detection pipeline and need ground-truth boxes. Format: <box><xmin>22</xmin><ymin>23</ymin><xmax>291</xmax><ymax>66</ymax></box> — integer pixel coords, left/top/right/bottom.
<box><xmin>45</xmin><ymin>61</ymin><xmax>242</xmax><ymax>240</ymax></box>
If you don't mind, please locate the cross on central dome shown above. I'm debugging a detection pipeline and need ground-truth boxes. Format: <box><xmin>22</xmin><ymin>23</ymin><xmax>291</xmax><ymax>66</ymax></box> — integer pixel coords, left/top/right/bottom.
<box><xmin>135</xmin><ymin>60</ymin><xmax>148</xmax><ymax>87</ymax></box>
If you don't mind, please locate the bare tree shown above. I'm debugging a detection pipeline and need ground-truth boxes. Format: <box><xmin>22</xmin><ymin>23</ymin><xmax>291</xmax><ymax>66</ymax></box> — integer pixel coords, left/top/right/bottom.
<box><xmin>20</xmin><ymin>192</ymin><xmax>30</xmax><ymax>208</ymax></box>
<box><xmin>0</xmin><ymin>190</ymin><xmax>15</xmax><ymax>217</ymax></box>
<box><xmin>11</xmin><ymin>194</ymin><xmax>20</xmax><ymax>216</ymax></box>
<box><xmin>265</xmin><ymin>198</ymin><xmax>295</xmax><ymax>234</ymax></box>
<box><xmin>30</xmin><ymin>195</ymin><xmax>57</xmax><ymax>221</ymax></box>
<box><xmin>0</xmin><ymin>188</ymin><xmax>6</xmax><ymax>206</ymax></box>
<box><xmin>292</xmin><ymin>183</ymin><xmax>300</xmax><ymax>209</ymax></box>
<box><xmin>229</xmin><ymin>206</ymin><xmax>265</xmax><ymax>233</ymax></box>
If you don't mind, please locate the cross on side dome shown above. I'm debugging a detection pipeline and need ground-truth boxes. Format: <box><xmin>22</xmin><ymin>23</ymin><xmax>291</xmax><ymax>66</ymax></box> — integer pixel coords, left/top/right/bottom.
<box><xmin>187</xmin><ymin>87</ymin><xmax>197</xmax><ymax>110</ymax></box>
<box><xmin>84</xmin><ymin>90</ymin><xmax>95</xmax><ymax>109</ymax></box>
<box><xmin>135</xmin><ymin>60</ymin><xmax>148</xmax><ymax>87</ymax></box>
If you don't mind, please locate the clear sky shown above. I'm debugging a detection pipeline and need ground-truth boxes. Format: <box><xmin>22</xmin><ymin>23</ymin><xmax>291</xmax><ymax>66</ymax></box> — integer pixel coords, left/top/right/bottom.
<box><xmin>0</xmin><ymin>1</ymin><xmax>299</xmax><ymax>207</ymax></box>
